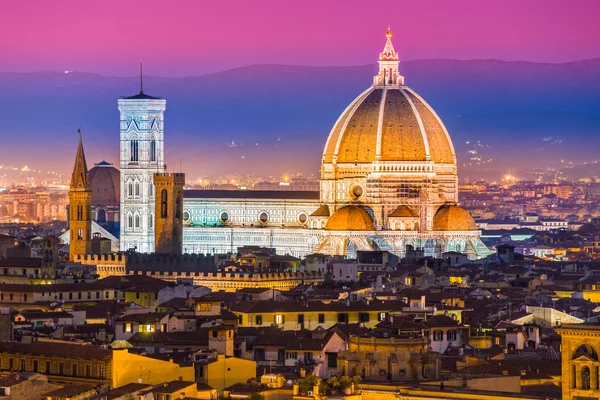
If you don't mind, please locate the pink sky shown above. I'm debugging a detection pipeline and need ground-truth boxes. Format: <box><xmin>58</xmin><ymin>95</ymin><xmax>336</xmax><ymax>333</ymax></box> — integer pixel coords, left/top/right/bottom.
<box><xmin>2</xmin><ymin>0</ymin><xmax>599</xmax><ymax>76</ymax></box>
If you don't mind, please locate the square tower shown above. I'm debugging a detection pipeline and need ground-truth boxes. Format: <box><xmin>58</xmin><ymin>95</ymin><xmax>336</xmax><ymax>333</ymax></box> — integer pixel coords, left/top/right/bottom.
<box><xmin>69</xmin><ymin>135</ymin><xmax>92</xmax><ymax>261</ymax></box>
<box><xmin>118</xmin><ymin>91</ymin><xmax>166</xmax><ymax>253</ymax></box>
<box><xmin>154</xmin><ymin>173</ymin><xmax>185</xmax><ymax>254</ymax></box>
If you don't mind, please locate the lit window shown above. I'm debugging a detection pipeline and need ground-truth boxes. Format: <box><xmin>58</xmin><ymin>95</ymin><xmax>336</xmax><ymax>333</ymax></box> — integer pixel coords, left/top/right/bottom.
<box><xmin>433</xmin><ymin>330</ymin><xmax>443</xmax><ymax>341</ymax></box>
<box><xmin>447</xmin><ymin>330</ymin><xmax>457</xmax><ymax>341</ymax></box>
<box><xmin>275</xmin><ymin>314</ymin><xmax>284</xmax><ymax>325</ymax></box>
<box><xmin>124</xmin><ymin>323</ymin><xmax>132</xmax><ymax>333</ymax></box>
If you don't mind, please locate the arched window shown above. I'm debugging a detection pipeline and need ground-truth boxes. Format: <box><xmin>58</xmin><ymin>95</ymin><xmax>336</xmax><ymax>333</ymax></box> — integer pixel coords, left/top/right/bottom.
<box><xmin>76</xmin><ymin>206</ymin><xmax>83</xmax><ymax>221</ymax></box>
<box><xmin>135</xmin><ymin>182</ymin><xmax>140</xmax><ymax>196</ymax></box>
<box><xmin>77</xmin><ymin>229</ymin><xmax>83</xmax><ymax>240</ymax></box>
<box><xmin>97</xmin><ymin>209</ymin><xmax>106</xmax><ymax>223</ymax></box>
<box><xmin>161</xmin><ymin>189</ymin><xmax>168</xmax><ymax>218</ymax></box>
<box><xmin>128</xmin><ymin>215</ymin><xmax>133</xmax><ymax>228</ymax></box>
<box><xmin>175</xmin><ymin>192</ymin><xmax>181</xmax><ymax>219</ymax></box>
<box><xmin>149</xmin><ymin>214</ymin><xmax>153</xmax><ymax>228</ymax></box>
<box><xmin>130</xmin><ymin>140</ymin><xmax>139</xmax><ymax>162</ymax></box>
<box><xmin>128</xmin><ymin>182</ymin><xmax>133</xmax><ymax>197</ymax></box>
<box><xmin>150</xmin><ymin>139</ymin><xmax>157</xmax><ymax>162</ymax></box>
<box><xmin>135</xmin><ymin>214</ymin><xmax>140</xmax><ymax>228</ymax></box>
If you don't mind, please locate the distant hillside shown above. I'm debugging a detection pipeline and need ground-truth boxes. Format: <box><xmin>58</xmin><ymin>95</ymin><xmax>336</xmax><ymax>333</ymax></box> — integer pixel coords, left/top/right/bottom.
<box><xmin>0</xmin><ymin>58</ymin><xmax>599</xmax><ymax>179</ymax></box>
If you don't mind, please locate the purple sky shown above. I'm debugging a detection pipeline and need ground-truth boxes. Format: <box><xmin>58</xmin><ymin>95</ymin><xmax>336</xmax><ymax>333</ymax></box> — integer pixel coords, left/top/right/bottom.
<box><xmin>2</xmin><ymin>0</ymin><xmax>599</xmax><ymax>77</ymax></box>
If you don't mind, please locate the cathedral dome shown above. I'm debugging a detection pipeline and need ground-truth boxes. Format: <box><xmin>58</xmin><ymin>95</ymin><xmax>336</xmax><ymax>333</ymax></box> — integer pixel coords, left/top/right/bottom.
<box><xmin>322</xmin><ymin>29</ymin><xmax>455</xmax><ymax>166</ymax></box>
<box><xmin>325</xmin><ymin>205</ymin><xmax>376</xmax><ymax>231</ymax></box>
<box><xmin>433</xmin><ymin>204</ymin><xmax>477</xmax><ymax>231</ymax></box>
<box><xmin>89</xmin><ymin>161</ymin><xmax>120</xmax><ymax>207</ymax></box>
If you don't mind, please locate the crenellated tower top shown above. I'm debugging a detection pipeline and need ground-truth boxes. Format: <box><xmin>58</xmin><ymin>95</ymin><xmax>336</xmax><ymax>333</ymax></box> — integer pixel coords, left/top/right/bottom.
<box><xmin>374</xmin><ymin>27</ymin><xmax>405</xmax><ymax>86</ymax></box>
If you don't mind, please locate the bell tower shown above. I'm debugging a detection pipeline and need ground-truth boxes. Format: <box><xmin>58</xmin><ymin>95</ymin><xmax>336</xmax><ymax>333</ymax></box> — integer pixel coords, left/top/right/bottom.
<box><xmin>153</xmin><ymin>173</ymin><xmax>185</xmax><ymax>254</ymax></box>
<box><xmin>118</xmin><ymin>65</ymin><xmax>167</xmax><ymax>253</ymax></box>
<box><xmin>69</xmin><ymin>133</ymin><xmax>93</xmax><ymax>261</ymax></box>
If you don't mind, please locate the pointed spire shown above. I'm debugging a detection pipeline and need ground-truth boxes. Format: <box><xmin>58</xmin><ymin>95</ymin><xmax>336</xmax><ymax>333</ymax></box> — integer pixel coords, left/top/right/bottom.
<box><xmin>140</xmin><ymin>62</ymin><xmax>144</xmax><ymax>95</ymax></box>
<box><xmin>70</xmin><ymin>129</ymin><xmax>90</xmax><ymax>190</ymax></box>
<box><xmin>374</xmin><ymin>27</ymin><xmax>404</xmax><ymax>86</ymax></box>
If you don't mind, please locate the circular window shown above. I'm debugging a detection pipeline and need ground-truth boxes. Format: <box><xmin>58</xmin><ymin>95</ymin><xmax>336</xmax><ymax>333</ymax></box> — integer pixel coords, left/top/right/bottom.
<box><xmin>350</xmin><ymin>184</ymin><xmax>364</xmax><ymax>200</ymax></box>
<box><xmin>219</xmin><ymin>211</ymin><xmax>229</xmax><ymax>224</ymax></box>
<box><xmin>298</xmin><ymin>212</ymin><xmax>308</xmax><ymax>224</ymax></box>
<box><xmin>379</xmin><ymin>369</ymin><xmax>387</xmax><ymax>377</ymax></box>
<box><xmin>182</xmin><ymin>210</ymin><xmax>191</xmax><ymax>223</ymax></box>
<box><xmin>259</xmin><ymin>212</ymin><xmax>269</xmax><ymax>224</ymax></box>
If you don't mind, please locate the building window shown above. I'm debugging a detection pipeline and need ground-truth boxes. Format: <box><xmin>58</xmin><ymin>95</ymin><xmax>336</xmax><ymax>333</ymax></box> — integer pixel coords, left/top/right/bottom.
<box><xmin>447</xmin><ymin>330</ymin><xmax>457</xmax><ymax>341</ymax></box>
<box><xmin>327</xmin><ymin>352</ymin><xmax>338</xmax><ymax>368</ymax></box>
<box><xmin>85</xmin><ymin>364</ymin><xmax>91</xmax><ymax>378</ymax></box>
<box><xmin>275</xmin><ymin>314</ymin><xmax>284</xmax><ymax>325</ymax></box>
<box><xmin>318</xmin><ymin>314</ymin><xmax>325</xmax><ymax>324</ymax></box>
<box><xmin>378</xmin><ymin>312</ymin><xmax>387</xmax><ymax>321</ymax></box>
<box><xmin>135</xmin><ymin>214</ymin><xmax>140</xmax><ymax>228</ymax></box>
<box><xmin>130</xmin><ymin>140</ymin><xmax>139</xmax><ymax>162</ymax></box>
<box><xmin>286</xmin><ymin>352</ymin><xmax>298</xmax><ymax>360</ymax></box>
<box><xmin>298</xmin><ymin>314</ymin><xmax>305</xmax><ymax>325</ymax></box>
<box><xmin>259</xmin><ymin>212</ymin><xmax>269</xmax><ymax>224</ymax></box>
<box><xmin>433</xmin><ymin>330</ymin><xmax>444</xmax><ymax>341</ymax></box>
<box><xmin>128</xmin><ymin>182</ymin><xmax>133</xmax><ymax>197</ymax></box>
<box><xmin>150</xmin><ymin>139</ymin><xmax>157</xmax><ymax>162</ymax></box>
<box><xmin>255</xmin><ymin>315</ymin><xmax>262</xmax><ymax>325</ymax></box>
<box><xmin>72</xmin><ymin>363</ymin><xmax>77</xmax><ymax>376</ymax></box>
<box><xmin>45</xmin><ymin>361</ymin><xmax>50</xmax><ymax>374</ymax></box>
<box><xmin>161</xmin><ymin>189</ymin><xmax>168</xmax><ymax>218</ymax></box>
<box><xmin>337</xmin><ymin>313</ymin><xmax>348</xmax><ymax>323</ymax></box>
<box><xmin>359</xmin><ymin>313</ymin><xmax>370</xmax><ymax>323</ymax></box>
<box><xmin>99</xmin><ymin>365</ymin><xmax>105</xmax><ymax>379</ymax></box>
<box><xmin>76</xmin><ymin>205</ymin><xmax>83</xmax><ymax>220</ymax></box>
<box><xmin>175</xmin><ymin>192</ymin><xmax>181</xmax><ymax>219</ymax></box>
<box><xmin>77</xmin><ymin>229</ymin><xmax>83</xmax><ymax>240</ymax></box>
<box><xmin>97</xmin><ymin>208</ymin><xmax>106</xmax><ymax>222</ymax></box>
<box><xmin>124</xmin><ymin>323</ymin><xmax>132</xmax><ymax>333</ymax></box>
<box><xmin>135</xmin><ymin>182</ymin><xmax>140</xmax><ymax>196</ymax></box>
<box><xmin>128</xmin><ymin>215</ymin><xmax>133</xmax><ymax>228</ymax></box>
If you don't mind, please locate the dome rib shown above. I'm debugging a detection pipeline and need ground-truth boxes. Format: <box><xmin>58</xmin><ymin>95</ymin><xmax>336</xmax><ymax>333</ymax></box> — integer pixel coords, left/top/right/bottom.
<box><xmin>405</xmin><ymin>87</ymin><xmax>456</xmax><ymax>162</ymax></box>
<box><xmin>323</xmin><ymin>86</ymin><xmax>374</xmax><ymax>163</ymax></box>
<box><xmin>400</xmin><ymin>87</ymin><xmax>431</xmax><ymax>161</ymax></box>
<box><xmin>374</xmin><ymin>87</ymin><xmax>388</xmax><ymax>160</ymax></box>
<box><xmin>335</xmin><ymin>89</ymin><xmax>380</xmax><ymax>164</ymax></box>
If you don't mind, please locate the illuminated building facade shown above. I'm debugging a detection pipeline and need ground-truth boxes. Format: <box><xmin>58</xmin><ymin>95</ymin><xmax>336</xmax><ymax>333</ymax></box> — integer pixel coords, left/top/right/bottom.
<box><xmin>118</xmin><ymin>83</ymin><xmax>167</xmax><ymax>253</ymax></box>
<box><xmin>177</xmin><ymin>29</ymin><xmax>490</xmax><ymax>259</ymax></box>
<box><xmin>67</xmin><ymin>29</ymin><xmax>489</xmax><ymax>259</ymax></box>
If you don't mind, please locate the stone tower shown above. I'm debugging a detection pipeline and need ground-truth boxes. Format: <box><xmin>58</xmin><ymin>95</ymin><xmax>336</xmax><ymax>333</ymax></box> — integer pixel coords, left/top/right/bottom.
<box><xmin>153</xmin><ymin>173</ymin><xmax>185</xmax><ymax>254</ymax></box>
<box><xmin>118</xmin><ymin>72</ymin><xmax>166</xmax><ymax>253</ymax></box>
<box><xmin>69</xmin><ymin>135</ymin><xmax>92</xmax><ymax>261</ymax></box>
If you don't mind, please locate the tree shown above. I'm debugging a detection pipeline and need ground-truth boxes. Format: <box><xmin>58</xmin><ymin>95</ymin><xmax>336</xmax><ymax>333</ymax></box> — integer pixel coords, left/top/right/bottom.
<box><xmin>298</xmin><ymin>375</ymin><xmax>321</xmax><ymax>393</ymax></box>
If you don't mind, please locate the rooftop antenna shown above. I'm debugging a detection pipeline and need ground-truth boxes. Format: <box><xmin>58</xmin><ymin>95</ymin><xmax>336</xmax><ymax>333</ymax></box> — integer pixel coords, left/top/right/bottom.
<box><xmin>78</xmin><ymin>126</ymin><xmax>82</xmax><ymax>137</ymax></box>
<box><xmin>140</xmin><ymin>62</ymin><xmax>144</xmax><ymax>95</ymax></box>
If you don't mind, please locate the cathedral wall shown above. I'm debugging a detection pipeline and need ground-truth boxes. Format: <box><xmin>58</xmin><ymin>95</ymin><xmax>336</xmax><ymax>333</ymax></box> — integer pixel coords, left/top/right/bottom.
<box><xmin>182</xmin><ymin>198</ymin><xmax>320</xmax><ymax>230</ymax></box>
